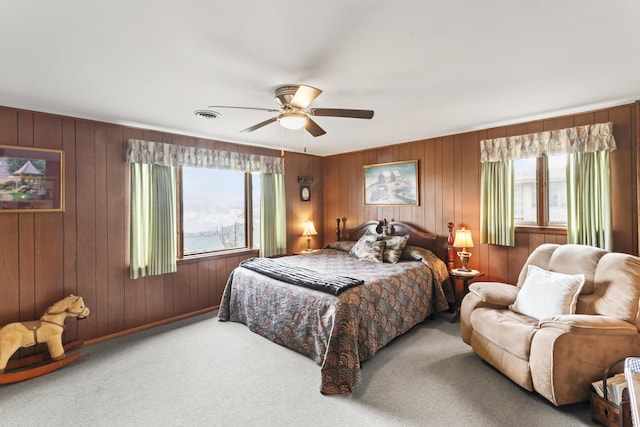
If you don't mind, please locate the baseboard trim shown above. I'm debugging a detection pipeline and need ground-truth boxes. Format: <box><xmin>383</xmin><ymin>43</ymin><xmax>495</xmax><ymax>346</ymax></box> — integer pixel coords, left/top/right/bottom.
<box><xmin>83</xmin><ymin>306</ymin><xmax>218</xmax><ymax>346</ymax></box>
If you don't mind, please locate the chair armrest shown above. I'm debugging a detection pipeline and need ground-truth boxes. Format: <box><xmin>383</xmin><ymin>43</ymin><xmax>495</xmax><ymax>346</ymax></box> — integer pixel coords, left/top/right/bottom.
<box><xmin>467</xmin><ymin>282</ymin><xmax>518</xmax><ymax>308</ymax></box>
<box><xmin>460</xmin><ymin>282</ymin><xmax>517</xmax><ymax>345</ymax></box>
<box><xmin>539</xmin><ymin>314</ymin><xmax>639</xmax><ymax>335</ymax></box>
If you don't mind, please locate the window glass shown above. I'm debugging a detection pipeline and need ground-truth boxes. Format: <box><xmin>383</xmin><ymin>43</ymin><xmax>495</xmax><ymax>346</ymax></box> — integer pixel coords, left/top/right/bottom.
<box><xmin>251</xmin><ymin>173</ymin><xmax>261</xmax><ymax>249</ymax></box>
<box><xmin>182</xmin><ymin>167</ymin><xmax>246</xmax><ymax>255</ymax></box>
<box><xmin>547</xmin><ymin>155</ymin><xmax>567</xmax><ymax>224</ymax></box>
<box><xmin>513</xmin><ymin>155</ymin><xmax>567</xmax><ymax>226</ymax></box>
<box><xmin>514</xmin><ymin>158</ymin><xmax>537</xmax><ymax>224</ymax></box>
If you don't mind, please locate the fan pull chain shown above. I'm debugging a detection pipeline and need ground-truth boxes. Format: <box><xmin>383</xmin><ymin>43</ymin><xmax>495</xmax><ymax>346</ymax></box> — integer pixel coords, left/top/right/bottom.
<box><xmin>280</xmin><ymin>126</ymin><xmax>285</xmax><ymax>156</ymax></box>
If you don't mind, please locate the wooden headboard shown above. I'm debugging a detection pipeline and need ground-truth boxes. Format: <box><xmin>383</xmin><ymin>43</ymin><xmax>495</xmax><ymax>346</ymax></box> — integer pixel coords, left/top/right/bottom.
<box><xmin>336</xmin><ymin>218</ymin><xmax>455</xmax><ymax>268</ymax></box>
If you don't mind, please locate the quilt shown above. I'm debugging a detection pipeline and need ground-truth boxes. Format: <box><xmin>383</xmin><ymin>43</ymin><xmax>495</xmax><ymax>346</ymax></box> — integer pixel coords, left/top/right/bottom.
<box><xmin>218</xmin><ymin>246</ymin><xmax>452</xmax><ymax>394</ymax></box>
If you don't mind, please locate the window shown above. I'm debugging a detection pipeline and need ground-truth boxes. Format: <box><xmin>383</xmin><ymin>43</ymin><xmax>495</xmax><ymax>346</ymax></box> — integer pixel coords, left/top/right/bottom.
<box><xmin>514</xmin><ymin>158</ymin><xmax>536</xmax><ymax>223</ymax></box>
<box><xmin>479</xmin><ymin>122</ymin><xmax>614</xmax><ymax>249</ymax></box>
<box><xmin>180</xmin><ymin>167</ymin><xmax>260</xmax><ymax>257</ymax></box>
<box><xmin>251</xmin><ymin>172</ymin><xmax>261</xmax><ymax>249</ymax></box>
<box><xmin>126</xmin><ymin>139</ymin><xmax>285</xmax><ymax>273</ymax></box>
<box><xmin>514</xmin><ymin>154</ymin><xmax>567</xmax><ymax>226</ymax></box>
<box><xmin>547</xmin><ymin>155</ymin><xmax>567</xmax><ymax>224</ymax></box>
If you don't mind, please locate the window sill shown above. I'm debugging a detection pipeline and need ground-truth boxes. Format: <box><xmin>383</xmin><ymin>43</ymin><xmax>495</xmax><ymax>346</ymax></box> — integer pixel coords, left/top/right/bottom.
<box><xmin>515</xmin><ymin>225</ymin><xmax>567</xmax><ymax>235</ymax></box>
<box><xmin>177</xmin><ymin>248</ymin><xmax>259</xmax><ymax>265</ymax></box>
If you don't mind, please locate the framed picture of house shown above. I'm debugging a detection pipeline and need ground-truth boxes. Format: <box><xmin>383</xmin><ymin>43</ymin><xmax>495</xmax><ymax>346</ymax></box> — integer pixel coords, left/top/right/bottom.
<box><xmin>363</xmin><ymin>160</ymin><xmax>419</xmax><ymax>206</ymax></box>
<box><xmin>0</xmin><ymin>145</ymin><xmax>64</xmax><ymax>213</ymax></box>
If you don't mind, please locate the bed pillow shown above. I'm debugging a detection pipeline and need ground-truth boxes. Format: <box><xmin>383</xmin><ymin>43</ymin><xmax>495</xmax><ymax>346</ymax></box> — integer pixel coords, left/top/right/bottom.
<box><xmin>382</xmin><ymin>234</ymin><xmax>410</xmax><ymax>263</ymax></box>
<box><xmin>350</xmin><ymin>231</ymin><xmax>385</xmax><ymax>263</ymax></box>
<box><xmin>509</xmin><ymin>265</ymin><xmax>585</xmax><ymax>320</ymax></box>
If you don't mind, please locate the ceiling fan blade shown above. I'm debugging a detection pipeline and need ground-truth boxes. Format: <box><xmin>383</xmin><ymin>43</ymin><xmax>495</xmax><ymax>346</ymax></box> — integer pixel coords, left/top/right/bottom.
<box><xmin>241</xmin><ymin>117</ymin><xmax>278</xmax><ymax>133</ymax></box>
<box><xmin>290</xmin><ymin>85</ymin><xmax>323</xmax><ymax>109</ymax></box>
<box><xmin>208</xmin><ymin>105</ymin><xmax>280</xmax><ymax>113</ymax></box>
<box><xmin>304</xmin><ymin>117</ymin><xmax>326</xmax><ymax>137</ymax></box>
<box><xmin>309</xmin><ymin>108</ymin><xmax>374</xmax><ymax>119</ymax></box>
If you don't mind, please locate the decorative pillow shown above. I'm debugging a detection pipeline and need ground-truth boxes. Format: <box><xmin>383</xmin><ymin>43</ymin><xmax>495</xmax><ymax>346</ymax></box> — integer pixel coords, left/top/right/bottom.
<box><xmin>324</xmin><ymin>240</ymin><xmax>356</xmax><ymax>252</ymax></box>
<box><xmin>382</xmin><ymin>234</ymin><xmax>410</xmax><ymax>263</ymax></box>
<box><xmin>509</xmin><ymin>265</ymin><xmax>585</xmax><ymax>320</ymax></box>
<box><xmin>349</xmin><ymin>230</ymin><xmax>378</xmax><ymax>253</ymax></box>
<box><xmin>350</xmin><ymin>231</ymin><xmax>385</xmax><ymax>262</ymax></box>
<box><xmin>353</xmin><ymin>240</ymin><xmax>386</xmax><ymax>262</ymax></box>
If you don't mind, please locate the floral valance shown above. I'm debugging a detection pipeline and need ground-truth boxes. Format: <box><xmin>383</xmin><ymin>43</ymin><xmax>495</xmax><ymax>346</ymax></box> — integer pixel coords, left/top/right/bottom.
<box><xmin>480</xmin><ymin>122</ymin><xmax>616</xmax><ymax>163</ymax></box>
<box><xmin>126</xmin><ymin>139</ymin><xmax>284</xmax><ymax>174</ymax></box>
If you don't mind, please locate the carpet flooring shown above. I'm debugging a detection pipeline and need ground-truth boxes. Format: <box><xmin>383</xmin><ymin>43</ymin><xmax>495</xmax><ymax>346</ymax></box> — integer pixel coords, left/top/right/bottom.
<box><xmin>0</xmin><ymin>311</ymin><xmax>595</xmax><ymax>426</ymax></box>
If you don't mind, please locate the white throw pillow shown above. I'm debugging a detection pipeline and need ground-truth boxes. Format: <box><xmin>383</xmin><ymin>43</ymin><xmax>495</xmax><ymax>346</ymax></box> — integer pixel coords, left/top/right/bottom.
<box><xmin>509</xmin><ymin>265</ymin><xmax>585</xmax><ymax>320</ymax></box>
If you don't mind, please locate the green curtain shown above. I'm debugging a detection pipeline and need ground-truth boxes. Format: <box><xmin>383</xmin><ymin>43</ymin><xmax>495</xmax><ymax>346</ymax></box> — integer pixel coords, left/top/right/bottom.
<box><xmin>260</xmin><ymin>173</ymin><xmax>286</xmax><ymax>257</ymax></box>
<box><xmin>130</xmin><ymin>163</ymin><xmax>177</xmax><ymax>279</ymax></box>
<box><xmin>480</xmin><ymin>160</ymin><xmax>514</xmax><ymax>246</ymax></box>
<box><xmin>566</xmin><ymin>151</ymin><xmax>612</xmax><ymax>250</ymax></box>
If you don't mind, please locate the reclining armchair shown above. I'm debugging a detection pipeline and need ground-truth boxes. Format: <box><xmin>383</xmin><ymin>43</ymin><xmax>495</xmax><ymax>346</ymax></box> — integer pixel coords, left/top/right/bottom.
<box><xmin>460</xmin><ymin>243</ymin><xmax>640</xmax><ymax>406</ymax></box>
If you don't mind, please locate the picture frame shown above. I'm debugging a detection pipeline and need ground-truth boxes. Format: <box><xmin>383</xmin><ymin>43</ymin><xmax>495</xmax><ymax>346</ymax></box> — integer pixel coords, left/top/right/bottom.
<box><xmin>0</xmin><ymin>145</ymin><xmax>64</xmax><ymax>213</ymax></box>
<box><xmin>363</xmin><ymin>160</ymin><xmax>418</xmax><ymax>206</ymax></box>
<box><xmin>300</xmin><ymin>185</ymin><xmax>311</xmax><ymax>202</ymax></box>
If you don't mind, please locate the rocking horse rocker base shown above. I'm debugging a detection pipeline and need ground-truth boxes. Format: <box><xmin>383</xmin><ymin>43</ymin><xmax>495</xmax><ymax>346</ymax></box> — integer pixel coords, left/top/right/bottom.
<box><xmin>0</xmin><ymin>340</ymin><xmax>84</xmax><ymax>384</ymax></box>
<box><xmin>0</xmin><ymin>295</ymin><xmax>90</xmax><ymax>384</ymax></box>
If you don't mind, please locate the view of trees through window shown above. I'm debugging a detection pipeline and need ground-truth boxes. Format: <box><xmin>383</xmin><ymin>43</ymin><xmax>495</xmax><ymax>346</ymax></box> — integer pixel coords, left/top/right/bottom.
<box><xmin>514</xmin><ymin>155</ymin><xmax>567</xmax><ymax>226</ymax></box>
<box><xmin>181</xmin><ymin>167</ymin><xmax>260</xmax><ymax>256</ymax></box>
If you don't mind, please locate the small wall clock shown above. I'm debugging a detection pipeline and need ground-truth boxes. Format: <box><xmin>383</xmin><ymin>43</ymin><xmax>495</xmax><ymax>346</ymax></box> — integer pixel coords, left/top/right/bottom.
<box><xmin>300</xmin><ymin>185</ymin><xmax>311</xmax><ymax>202</ymax></box>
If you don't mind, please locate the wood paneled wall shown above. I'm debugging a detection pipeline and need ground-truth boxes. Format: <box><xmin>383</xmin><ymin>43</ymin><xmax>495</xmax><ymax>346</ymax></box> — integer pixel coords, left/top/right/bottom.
<box><xmin>324</xmin><ymin>104</ymin><xmax>638</xmax><ymax>284</ymax></box>
<box><xmin>0</xmin><ymin>106</ymin><xmax>323</xmax><ymax>343</ymax></box>
<box><xmin>1</xmin><ymin>102</ymin><xmax>636</xmax><ymax>344</ymax></box>
<box><xmin>284</xmin><ymin>152</ymin><xmax>324</xmax><ymax>252</ymax></box>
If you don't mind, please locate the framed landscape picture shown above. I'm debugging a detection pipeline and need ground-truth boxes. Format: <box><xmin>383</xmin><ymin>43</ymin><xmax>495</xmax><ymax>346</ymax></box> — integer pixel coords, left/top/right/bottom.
<box><xmin>363</xmin><ymin>160</ymin><xmax>418</xmax><ymax>206</ymax></box>
<box><xmin>0</xmin><ymin>145</ymin><xmax>64</xmax><ymax>213</ymax></box>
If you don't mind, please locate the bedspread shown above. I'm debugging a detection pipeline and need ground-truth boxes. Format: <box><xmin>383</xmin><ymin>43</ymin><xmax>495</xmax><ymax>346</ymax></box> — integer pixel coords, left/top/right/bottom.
<box><xmin>218</xmin><ymin>247</ymin><xmax>452</xmax><ymax>394</ymax></box>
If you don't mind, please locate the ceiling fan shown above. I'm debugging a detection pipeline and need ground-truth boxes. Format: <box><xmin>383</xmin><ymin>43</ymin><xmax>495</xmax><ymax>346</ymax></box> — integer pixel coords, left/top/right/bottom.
<box><xmin>206</xmin><ymin>84</ymin><xmax>374</xmax><ymax>137</ymax></box>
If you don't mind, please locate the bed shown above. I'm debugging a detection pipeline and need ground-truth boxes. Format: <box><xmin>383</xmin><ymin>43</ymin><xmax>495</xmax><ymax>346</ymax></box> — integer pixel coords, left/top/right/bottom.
<box><xmin>218</xmin><ymin>219</ymin><xmax>455</xmax><ymax>394</ymax></box>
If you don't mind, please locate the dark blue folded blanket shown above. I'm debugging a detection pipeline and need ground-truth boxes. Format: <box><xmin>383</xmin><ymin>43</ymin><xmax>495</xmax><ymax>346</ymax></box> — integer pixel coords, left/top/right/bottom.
<box><xmin>239</xmin><ymin>257</ymin><xmax>363</xmax><ymax>296</ymax></box>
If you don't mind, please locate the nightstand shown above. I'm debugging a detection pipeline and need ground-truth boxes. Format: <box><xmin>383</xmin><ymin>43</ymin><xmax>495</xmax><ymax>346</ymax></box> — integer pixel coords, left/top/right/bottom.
<box><xmin>449</xmin><ymin>268</ymin><xmax>484</xmax><ymax>323</ymax></box>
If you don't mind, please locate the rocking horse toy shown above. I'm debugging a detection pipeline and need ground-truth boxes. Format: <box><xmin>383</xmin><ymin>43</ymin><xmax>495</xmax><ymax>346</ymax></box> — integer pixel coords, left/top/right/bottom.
<box><xmin>0</xmin><ymin>294</ymin><xmax>89</xmax><ymax>384</ymax></box>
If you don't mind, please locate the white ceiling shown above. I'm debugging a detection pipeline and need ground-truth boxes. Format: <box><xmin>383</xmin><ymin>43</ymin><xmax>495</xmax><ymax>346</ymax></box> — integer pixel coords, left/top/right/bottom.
<box><xmin>1</xmin><ymin>1</ymin><xmax>639</xmax><ymax>157</ymax></box>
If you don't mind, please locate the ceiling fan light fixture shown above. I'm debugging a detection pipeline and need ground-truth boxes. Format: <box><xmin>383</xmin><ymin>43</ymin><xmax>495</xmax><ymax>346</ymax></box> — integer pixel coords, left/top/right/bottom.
<box><xmin>278</xmin><ymin>111</ymin><xmax>307</xmax><ymax>130</ymax></box>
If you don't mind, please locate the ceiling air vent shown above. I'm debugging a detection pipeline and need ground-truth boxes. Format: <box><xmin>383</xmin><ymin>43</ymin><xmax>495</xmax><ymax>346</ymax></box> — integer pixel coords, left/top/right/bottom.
<box><xmin>194</xmin><ymin>109</ymin><xmax>221</xmax><ymax>119</ymax></box>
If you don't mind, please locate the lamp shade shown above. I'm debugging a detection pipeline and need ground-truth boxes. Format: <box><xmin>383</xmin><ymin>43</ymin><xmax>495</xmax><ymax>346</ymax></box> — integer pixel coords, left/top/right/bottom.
<box><xmin>302</xmin><ymin>220</ymin><xmax>318</xmax><ymax>236</ymax></box>
<box><xmin>453</xmin><ymin>228</ymin><xmax>474</xmax><ymax>249</ymax></box>
<box><xmin>278</xmin><ymin>112</ymin><xmax>307</xmax><ymax>130</ymax></box>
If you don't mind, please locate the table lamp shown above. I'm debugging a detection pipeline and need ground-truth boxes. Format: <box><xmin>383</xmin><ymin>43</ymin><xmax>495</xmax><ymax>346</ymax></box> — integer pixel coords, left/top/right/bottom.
<box><xmin>453</xmin><ymin>228</ymin><xmax>474</xmax><ymax>272</ymax></box>
<box><xmin>302</xmin><ymin>220</ymin><xmax>318</xmax><ymax>251</ymax></box>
